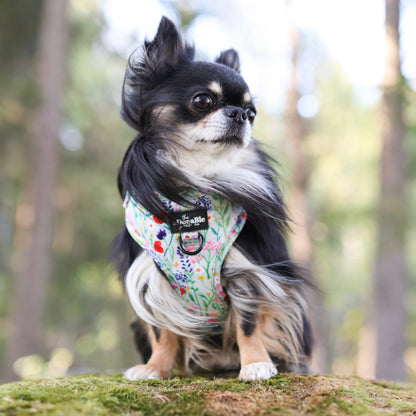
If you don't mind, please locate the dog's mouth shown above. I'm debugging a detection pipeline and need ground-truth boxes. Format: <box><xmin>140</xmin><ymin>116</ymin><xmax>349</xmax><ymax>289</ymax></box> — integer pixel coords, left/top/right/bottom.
<box><xmin>211</xmin><ymin>135</ymin><xmax>243</xmax><ymax>145</ymax></box>
<box><xmin>212</xmin><ymin>122</ymin><xmax>251</xmax><ymax>146</ymax></box>
<box><xmin>197</xmin><ymin>134</ymin><xmax>245</xmax><ymax>146</ymax></box>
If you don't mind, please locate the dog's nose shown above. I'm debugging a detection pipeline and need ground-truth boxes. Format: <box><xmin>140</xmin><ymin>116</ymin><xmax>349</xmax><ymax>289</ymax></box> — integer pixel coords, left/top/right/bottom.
<box><xmin>224</xmin><ymin>106</ymin><xmax>247</xmax><ymax>124</ymax></box>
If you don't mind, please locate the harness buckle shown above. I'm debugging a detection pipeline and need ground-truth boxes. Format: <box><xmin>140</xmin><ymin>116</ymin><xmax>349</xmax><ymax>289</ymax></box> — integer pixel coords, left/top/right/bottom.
<box><xmin>179</xmin><ymin>231</ymin><xmax>204</xmax><ymax>255</ymax></box>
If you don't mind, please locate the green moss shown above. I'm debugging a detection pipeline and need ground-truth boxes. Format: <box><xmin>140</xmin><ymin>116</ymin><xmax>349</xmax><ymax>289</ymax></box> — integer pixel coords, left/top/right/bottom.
<box><xmin>312</xmin><ymin>389</ymin><xmax>376</xmax><ymax>416</ymax></box>
<box><xmin>0</xmin><ymin>373</ymin><xmax>415</xmax><ymax>416</ymax></box>
<box><xmin>260</xmin><ymin>373</ymin><xmax>296</xmax><ymax>389</ymax></box>
<box><xmin>371</xmin><ymin>379</ymin><xmax>410</xmax><ymax>391</ymax></box>
<box><xmin>390</xmin><ymin>400</ymin><xmax>416</xmax><ymax>412</ymax></box>
<box><xmin>337</xmin><ymin>387</ymin><xmax>376</xmax><ymax>407</ymax></box>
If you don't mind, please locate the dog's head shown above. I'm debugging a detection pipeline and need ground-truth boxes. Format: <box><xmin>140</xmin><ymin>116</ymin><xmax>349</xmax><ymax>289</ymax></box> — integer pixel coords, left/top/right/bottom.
<box><xmin>121</xmin><ymin>17</ymin><xmax>257</xmax><ymax>152</ymax></box>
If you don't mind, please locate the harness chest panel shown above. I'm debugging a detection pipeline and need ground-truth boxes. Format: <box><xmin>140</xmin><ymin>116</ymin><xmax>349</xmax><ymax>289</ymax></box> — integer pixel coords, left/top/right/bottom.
<box><xmin>124</xmin><ymin>192</ymin><xmax>247</xmax><ymax>324</ymax></box>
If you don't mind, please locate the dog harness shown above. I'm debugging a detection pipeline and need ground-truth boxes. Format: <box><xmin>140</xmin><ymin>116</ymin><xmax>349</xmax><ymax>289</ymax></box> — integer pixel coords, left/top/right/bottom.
<box><xmin>123</xmin><ymin>191</ymin><xmax>247</xmax><ymax>325</ymax></box>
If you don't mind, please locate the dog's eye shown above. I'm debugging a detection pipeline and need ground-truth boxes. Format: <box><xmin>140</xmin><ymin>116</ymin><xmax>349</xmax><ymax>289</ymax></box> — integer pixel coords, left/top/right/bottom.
<box><xmin>192</xmin><ymin>94</ymin><xmax>213</xmax><ymax>110</ymax></box>
<box><xmin>246</xmin><ymin>109</ymin><xmax>256</xmax><ymax>123</ymax></box>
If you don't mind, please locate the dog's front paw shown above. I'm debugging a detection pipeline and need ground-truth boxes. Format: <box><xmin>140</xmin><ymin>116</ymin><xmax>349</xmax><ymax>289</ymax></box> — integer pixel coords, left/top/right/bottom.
<box><xmin>239</xmin><ymin>362</ymin><xmax>278</xmax><ymax>381</ymax></box>
<box><xmin>124</xmin><ymin>364</ymin><xmax>162</xmax><ymax>380</ymax></box>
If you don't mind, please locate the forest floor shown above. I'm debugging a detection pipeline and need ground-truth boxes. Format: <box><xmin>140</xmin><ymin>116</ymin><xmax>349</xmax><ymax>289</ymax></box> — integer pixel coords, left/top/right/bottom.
<box><xmin>0</xmin><ymin>373</ymin><xmax>415</xmax><ymax>415</ymax></box>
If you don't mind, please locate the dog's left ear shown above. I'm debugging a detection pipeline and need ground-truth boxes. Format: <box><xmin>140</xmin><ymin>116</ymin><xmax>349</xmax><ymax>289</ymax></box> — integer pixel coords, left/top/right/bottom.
<box><xmin>215</xmin><ymin>49</ymin><xmax>241</xmax><ymax>73</ymax></box>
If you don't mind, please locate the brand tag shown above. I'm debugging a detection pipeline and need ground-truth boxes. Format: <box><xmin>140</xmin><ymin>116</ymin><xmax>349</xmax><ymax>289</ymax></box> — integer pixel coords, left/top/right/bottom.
<box><xmin>168</xmin><ymin>208</ymin><xmax>209</xmax><ymax>233</ymax></box>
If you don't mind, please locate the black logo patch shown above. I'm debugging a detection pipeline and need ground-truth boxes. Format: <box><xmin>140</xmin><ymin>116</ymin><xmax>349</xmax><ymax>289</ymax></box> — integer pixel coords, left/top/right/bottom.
<box><xmin>168</xmin><ymin>208</ymin><xmax>209</xmax><ymax>233</ymax></box>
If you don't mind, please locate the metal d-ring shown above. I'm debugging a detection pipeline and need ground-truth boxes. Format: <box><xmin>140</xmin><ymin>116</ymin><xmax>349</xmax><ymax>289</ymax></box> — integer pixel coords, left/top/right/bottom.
<box><xmin>179</xmin><ymin>232</ymin><xmax>204</xmax><ymax>255</ymax></box>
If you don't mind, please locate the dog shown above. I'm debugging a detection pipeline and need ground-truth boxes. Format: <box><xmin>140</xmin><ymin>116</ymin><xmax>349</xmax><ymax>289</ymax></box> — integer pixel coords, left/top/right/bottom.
<box><xmin>112</xmin><ymin>16</ymin><xmax>313</xmax><ymax>381</ymax></box>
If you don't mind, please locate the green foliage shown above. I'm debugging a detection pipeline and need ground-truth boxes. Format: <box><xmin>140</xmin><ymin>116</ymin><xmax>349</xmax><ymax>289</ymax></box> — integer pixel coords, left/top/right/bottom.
<box><xmin>46</xmin><ymin>2</ymin><xmax>138</xmax><ymax>375</ymax></box>
<box><xmin>305</xmin><ymin>69</ymin><xmax>381</xmax><ymax>373</ymax></box>
<box><xmin>0</xmin><ymin>0</ymin><xmax>45</xmax><ymax>381</ymax></box>
<box><xmin>0</xmin><ymin>0</ymin><xmax>138</xmax><ymax>380</ymax></box>
<box><xmin>0</xmin><ymin>0</ymin><xmax>43</xmax><ymax>67</ymax></box>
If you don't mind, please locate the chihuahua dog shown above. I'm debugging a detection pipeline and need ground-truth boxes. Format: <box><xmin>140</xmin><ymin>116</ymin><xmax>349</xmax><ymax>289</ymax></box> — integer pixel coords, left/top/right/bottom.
<box><xmin>113</xmin><ymin>16</ymin><xmax>312</xmax><ymax>381</ymax></box>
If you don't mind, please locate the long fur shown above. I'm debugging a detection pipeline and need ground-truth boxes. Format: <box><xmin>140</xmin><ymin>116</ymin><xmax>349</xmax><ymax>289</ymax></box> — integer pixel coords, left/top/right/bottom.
<box><xmin>112</xmin><ymin>16</ymin><xmax>313</xmax><ymax>375</ymax></box>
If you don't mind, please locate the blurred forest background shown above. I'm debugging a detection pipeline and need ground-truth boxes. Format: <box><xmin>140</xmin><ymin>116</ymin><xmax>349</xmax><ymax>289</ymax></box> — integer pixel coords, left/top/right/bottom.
<box><xmin>1</xmin><ymin>0</ymin><xmax>415</xmax><ymax>384</ymax></box>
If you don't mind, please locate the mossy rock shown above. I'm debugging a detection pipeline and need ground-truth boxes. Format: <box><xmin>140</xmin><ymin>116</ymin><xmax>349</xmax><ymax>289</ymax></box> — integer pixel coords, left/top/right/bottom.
<box><xmin>0</xmin><ymin>373</ymin><xmax>415</xmax><ymax>415</ymax></box>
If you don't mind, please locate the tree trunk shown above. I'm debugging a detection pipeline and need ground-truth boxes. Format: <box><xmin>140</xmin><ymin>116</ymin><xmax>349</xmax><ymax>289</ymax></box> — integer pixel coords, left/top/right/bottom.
<box><xmin>286</xmin><ymin>20</ymin><xmax>328</xmax><ymax>373</ymax></box>
<box><xmin>372</xmin><ymin>0</ymin><xmax>407</xmax><ymax>381</ymax></box>
<box><xmin>286</xmin><ymin>25</ymin><xmax>312</xmax><ymax>269</ymax></box>
<box><xmin>5</xmin><ymin>0</ymin><xmax>69</xmax><ymax>381</ymax></box>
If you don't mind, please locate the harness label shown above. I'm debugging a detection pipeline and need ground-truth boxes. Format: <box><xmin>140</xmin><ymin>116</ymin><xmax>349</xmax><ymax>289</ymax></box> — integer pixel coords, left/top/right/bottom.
<box><xmin>168</xmin><ymin>208</ymin><xmax>209</xmax><ymax>233</ymax></box>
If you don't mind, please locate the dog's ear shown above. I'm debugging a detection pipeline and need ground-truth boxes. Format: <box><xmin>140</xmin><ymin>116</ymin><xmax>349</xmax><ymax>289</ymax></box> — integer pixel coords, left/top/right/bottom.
<box><xmin>121</xmin><ymin>17</ymin><xmax>194</xmax><ymax>131</ymax></box>
<box><xmin>144</xmin><ymin>16</ymin><xmax>194</xmax><ymax>68</ymax></box>
<box><xmin>215</xmin><ymin>49</ymin><xmax>241</xmax><ymax>73</ymax></box>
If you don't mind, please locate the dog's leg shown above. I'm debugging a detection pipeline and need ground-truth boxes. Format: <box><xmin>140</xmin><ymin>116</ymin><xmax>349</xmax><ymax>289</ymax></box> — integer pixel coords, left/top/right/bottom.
<box><xmin>236</xmin><ymin>313</ymin><xmax>278</xmax><ymax>381</ymax></box>
<box><xmin>124</xmin><ymin>326</ymin><xmax>179</xmax><ymax>380</ymax></box>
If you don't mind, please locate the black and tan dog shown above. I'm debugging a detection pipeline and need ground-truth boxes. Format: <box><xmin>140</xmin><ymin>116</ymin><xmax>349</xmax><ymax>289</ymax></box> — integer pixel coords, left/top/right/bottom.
<box><xmin>112</xmin><ymin>16</ymin><xmax>312</xmax><ymax>381</ymax></box>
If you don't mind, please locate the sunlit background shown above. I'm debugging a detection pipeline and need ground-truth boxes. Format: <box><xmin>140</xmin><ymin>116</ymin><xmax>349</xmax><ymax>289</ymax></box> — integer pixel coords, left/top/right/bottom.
<box><xmin>1</xmin><ymin>0</ymin><xmax>415</xmax><ymax>383</ymax></box>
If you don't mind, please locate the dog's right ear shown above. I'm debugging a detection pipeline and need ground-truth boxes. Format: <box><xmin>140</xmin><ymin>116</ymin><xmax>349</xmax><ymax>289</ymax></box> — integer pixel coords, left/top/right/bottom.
<box><xmin>144</xmin><ymin>16</ymin><xmax>194</xmax><ymax>69</ymax></box>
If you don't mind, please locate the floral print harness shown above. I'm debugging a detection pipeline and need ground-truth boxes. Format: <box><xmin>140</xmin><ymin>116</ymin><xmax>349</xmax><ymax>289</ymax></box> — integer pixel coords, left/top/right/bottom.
<box><xmin>123</xmin><ymin>191</ymin><xmax>247</xmax><ymax>325</ymax></box>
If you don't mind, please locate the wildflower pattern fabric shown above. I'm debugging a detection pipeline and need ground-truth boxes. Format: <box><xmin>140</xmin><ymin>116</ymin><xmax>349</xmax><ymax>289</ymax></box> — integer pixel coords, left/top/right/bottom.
<box><xmin>124</xmin><ymin>191</ymin><xmax>247</xmax><ymax>325</ymax></box>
